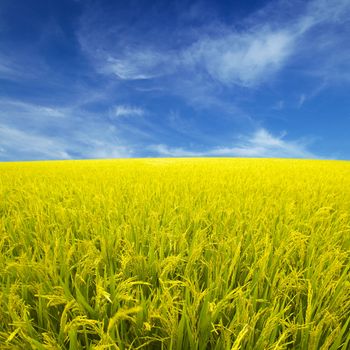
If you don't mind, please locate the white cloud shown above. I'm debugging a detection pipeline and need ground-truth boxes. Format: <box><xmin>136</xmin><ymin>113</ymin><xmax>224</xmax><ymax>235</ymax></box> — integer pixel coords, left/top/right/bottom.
<box><xmin>0</xmin><ymin>50</ymin><xmax>49</xmax><ymax>82</ymax></box>
<box><xmin>296</xmin><ymin>81</ymin><xmax>327</xmax><ymax>108</ymax></box>
<box><xmin>180</xmin><ymin>0</ymin><xmax>350</xmax><ymax>88</ymax></box>
<box><xmin>0</xmin><ymin>122</ymin><xmax>134</xmax><ymax>161</ymax></box>
<box><xmin>298</xmin><ymin>94</ymin><xmax>306</xmax><ymax>108</ymax></box>
<box><xmin>0</xmin><ymin>99</ymin><xmax>66</xmax><ymax>118</ymax></box>
<box><xmin>149</xmin><ymin>144</ymin><xmax>203</xmax><ymax>157</ymax></box>
<box><xmin>273</xmin><ymin>100</ymin><xmax>284</xmax><ymax>110</ymax></box>
<box><xmin>88</xmin><ymin>27</ymin><xmax>295</xmax><ymax>88</ymax></box>
<box><xmin>106</xmin><ymin>51</ymin><xmax>171</xmax><ymax>80</ymax></box>
<box><xmin>82</xmin><ymin>140</ymin><xmax>133</xmax><ymax>159</ymax></box>
<box><xmin>306</xmin><ymin>0</ymin><xmax>350</xmax><ymax>26</ymax></box>
<box><xmin>212</xmin><ymin>128</ymin><xmax>315</xmax><ymax>158</ymax></box>
<box><xmin>104</xmin><ymin>33</ymin><xmax>292</xmax><ymax>88</ymax></box>
<box><xmin>184</xmin><ymin>29</ymin><xmax>294</xmax><ymax>87</ymax></box>
<box><xmin>0</xmin><ymin>60</ymin><xmax>14</xmax><ymax>76</ymax></box>
<box><xmin>150</xmin><ymin>128</ymin><xmax>316</xmax><ymax>159</ymax></box>
<box><xmin>114</xmin><ymin>105</ymin><xmax>145</xmax><ymax>117</ymax></box>
<box><xmin>0</xmin><ymin>125</ymin><xmax>71</xmax><ymax>160</ymax></box>
<box><xmin>78</xmin><ymin>0</ymin><xmax>350</xmax><ymax>92</ymax></box>
<box><xmin>0</xmin><ymin>55</ymin><xmax>27</xmax><ymax>81</ymax></box>
<box><xmin>0</xmin><ymin>99</ymin><xmax>135</xmax><ymax>161</ymax></box>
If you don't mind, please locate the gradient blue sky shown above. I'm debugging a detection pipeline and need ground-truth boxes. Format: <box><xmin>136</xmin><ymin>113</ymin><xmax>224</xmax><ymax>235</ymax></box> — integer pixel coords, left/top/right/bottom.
<box><xmin>1</xmin><ymin>0</ymin><xmax>350</xmax><ymax>161</ymax></box>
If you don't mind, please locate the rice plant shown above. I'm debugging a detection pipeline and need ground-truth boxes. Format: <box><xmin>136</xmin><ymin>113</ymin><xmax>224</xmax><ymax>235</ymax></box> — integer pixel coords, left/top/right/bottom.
<box><xmin>0</xmin><ymin>158</ymin><xmax>349</xmax><ymax>349</ymax></box>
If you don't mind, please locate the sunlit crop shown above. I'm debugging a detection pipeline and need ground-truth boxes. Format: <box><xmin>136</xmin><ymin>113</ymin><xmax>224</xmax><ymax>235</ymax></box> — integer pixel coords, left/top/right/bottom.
<box><xmin>0</xmin><ymin>158</ymin><xmax>349</xmax><ymax>349</ymax></box>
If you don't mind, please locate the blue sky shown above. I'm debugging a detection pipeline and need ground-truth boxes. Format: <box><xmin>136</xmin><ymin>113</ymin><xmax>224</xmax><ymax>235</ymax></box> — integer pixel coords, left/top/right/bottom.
<box><xmin>0</xmin><ymin>0</ymin><xmax>350</xmax><ymax>161</ymax></box>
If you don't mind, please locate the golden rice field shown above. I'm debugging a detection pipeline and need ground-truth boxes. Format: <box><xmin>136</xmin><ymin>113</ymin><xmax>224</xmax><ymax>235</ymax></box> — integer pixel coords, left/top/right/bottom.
<box><xmin>0</xmin><ymin>158</ymin><xmax>349</xmax><ymax>350</ymax></box>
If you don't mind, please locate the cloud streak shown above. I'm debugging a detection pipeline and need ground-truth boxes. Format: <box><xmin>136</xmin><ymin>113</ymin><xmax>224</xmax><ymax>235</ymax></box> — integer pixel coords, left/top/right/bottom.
<box><xmin>0</xmin><ymin>99</ymin><xmax>67</xmax><ymax>118</ymax></box>
<box><xmin>0</xmin><ymin>99</ymin><xmax>134</xmax><ymax>161</ymax></box>
<box><xmin>150</xmin><ymin>128</ymin><xmax>316</xmax><ymax>159</ymax></box>
<box><xmin>114</xmin><ymin>105</ymin><xmax>145</xmax><ymax>117</ymax></box>
<box><xmin>79</xmin><ymin>0</ymin><xmax>350</xmax><ymax>91</ymax></box>
<box><xmin>0</xmin><ymin>125</ymin><xmax>71</xmax><ymax>160</ymax></box>
<box><xmin>183</xmin><ymin>29</ymin><xmax>294</xmax><ymax>87</ymax></box>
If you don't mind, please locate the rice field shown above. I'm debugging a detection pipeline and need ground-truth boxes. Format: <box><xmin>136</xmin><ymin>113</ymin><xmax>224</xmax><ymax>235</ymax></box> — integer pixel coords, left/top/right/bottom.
<box><xmin>0</xmin><ymin>158</ymin><xmax>349</xmax><ymax>349</ymax></box>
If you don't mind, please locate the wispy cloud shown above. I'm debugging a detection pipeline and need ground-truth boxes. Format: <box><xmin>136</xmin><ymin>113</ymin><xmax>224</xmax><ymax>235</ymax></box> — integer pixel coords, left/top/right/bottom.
<box><xmin>0</xmin><ymin>49</ymin><xmax>51</xmax><ymax>83</ymax></box>
<box><xmin>82</xmin><ymin>25</ymin><xmax>295</xmax><ymax>88</ymax></box>
<box><xmin>0</xmin><ymin>124</ymin><xmax>71</xmax><ymax>160</ymax></box>
<box><xmin>211</xmin><ymin>129</ymin><xmax>315</xmax><ymax>158</ymax></box>
<box><xmin>148</xmin><ymin>144</ymin><xmax>202</xmax><ymax>157</ymax></box>
<box><xmin>114</xmin><ymin>105</ymin><xmax>145</xmax><ymax>117</ymax></box>
<box><xmin>0</xmin><ymin>58</ymin><xmax>14</xmax><ymax>76</ymax></box>
<box><xmin>298</xmin><ymin>94</ymin><xmax>306</xmax><ymax>108</ymax></box>
<box><xmin>104</xmin><ymin>28</ymin><xmax>295</xmax><ymax>88</ymax></box>
<box><xmin>306</xmin><ymin>0</ymin><xmax>350</xmax><ymax>26</ymax></box>
<box><xmin>0</xmin><ymin>99</ymin><xmax>66</xmax><ymax>118</ymax></box>
<box><xmin>79</xmin><ymin>0</ymin><xmax>350</xmax><ymax>91</ymax></box>
<box><xmin>150</xmin><ymin>128</ymin><xmax>316</xmax><ymax>159</ymax></box>
<box><xmin>0</xmin><ymin>99</ymin><xmax>134</xmax><ymax>161</ymax></box>
<box><xmin>106</xmin><ymin>51</ymin><xmax>173</xmax><ymax>80</ymax></box>
<box><xmin>0</xmin><ymin>122</ymin><xmax>134</xmax><ymax>161</ymax></box>
<box><xmin>78</xmin><ymin>138</ymin><xmax>133</xmax><ymax>159</ymax></box>
<box><xmin>272</xmin><ymin>100</ymin><xmax>285</xmax><ymax>110</ymax></box>
<box><xmin>183</xmin><ymin>29</ymin><xmax>294</xmax><ymax>87</ymax></box>
<box><xmin>0</xmin><ymin>54</ymin><xmax>29</xmax><ymax>81</ymax></box>
<box><xmin>296</xmin><ymin>81</ymin><xmax>327</xmax><ymax>108</ymax></box>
